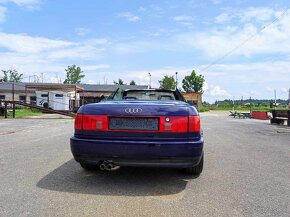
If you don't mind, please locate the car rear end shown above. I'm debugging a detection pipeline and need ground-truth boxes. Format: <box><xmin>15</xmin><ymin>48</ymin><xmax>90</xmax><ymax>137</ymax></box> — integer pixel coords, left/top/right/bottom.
<box><xmin>70</xmin><ymin>101</ymin><xmax>204</xmax><ymax>172</ymax></box>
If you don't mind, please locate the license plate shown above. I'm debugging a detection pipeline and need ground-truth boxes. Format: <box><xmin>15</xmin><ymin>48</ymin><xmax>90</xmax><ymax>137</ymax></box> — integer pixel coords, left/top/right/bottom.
<box><xmin>109</xmin><ymin>117</ymin><xmax>159</xmax><ymax>131</ymax></box>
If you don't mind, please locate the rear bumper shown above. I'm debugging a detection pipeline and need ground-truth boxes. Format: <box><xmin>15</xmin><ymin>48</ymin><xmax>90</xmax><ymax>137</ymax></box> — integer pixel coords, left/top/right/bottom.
<box><xmin>70</xmin><ymin>136</ymin><xmax>204</xmax><ymax>167</ymax></box>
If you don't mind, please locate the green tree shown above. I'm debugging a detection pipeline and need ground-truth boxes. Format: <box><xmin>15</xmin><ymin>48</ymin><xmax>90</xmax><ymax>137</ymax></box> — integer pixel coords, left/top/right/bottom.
<box><xmin>182</xmin><ymin>70</ymin><xmax>205</xmax><ymax>93</ymax></box>
<box><xmin>63</xmin><ymin>65</ymin><xmax>85</xmax><ymax>84</ymax></box>
<box><xmin>159</xmin><ymin>75</ymin><xmax>176</xmax><ymax>90</ymax></box>
<box><xmin>129</xmin><ymin>80</ymin><xmax>136</xmax><ymax>85</ymax></box>
<box><xmin>1</xmin><ymin>70</ymin><xmax>8</xmax><ymax>82</ymax></box>
<box><xmin>1</xmin><ymin>69</ymin><xmax>23</xmax><ymax>82</ymax></box>
<box><xmin>114</xmin><ymin>78</ymin><xmax>125</xmax><ymax>85</ymax></box>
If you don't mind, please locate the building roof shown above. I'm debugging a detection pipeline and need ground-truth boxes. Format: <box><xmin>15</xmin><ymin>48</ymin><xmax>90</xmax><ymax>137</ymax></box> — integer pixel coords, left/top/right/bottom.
<box><xmin>0</xmin><ymin>82</ymin><xmax>28</xmax><ymax>92</ymax></box>
<box><xmin>26</xmin><ymin>83</ymin><xmax>83</xmax><ymax>90</ymax></box>
<box><xmin>0</xmin><ymin>82</ymin><xmax>148</xmax><ymax>92</ymax></box>
<box><xmin>79</xmin><ymin>84</ymin><xmax>148</xmax><ymax>92</ymax></box>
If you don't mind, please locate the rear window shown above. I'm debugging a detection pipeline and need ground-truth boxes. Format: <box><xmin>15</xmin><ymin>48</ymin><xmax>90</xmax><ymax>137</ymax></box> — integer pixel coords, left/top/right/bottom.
<box><xmin>110</xmin><ymin>89</ymin><xmax>176</xmax><ymax>100</ymax></box>
<box><xmin>107</xmin><ymin>88</ymin><xmax>185</xmax><ymax>101</ymax></box>
<box><xmin>124</xmin><ymin>91</ymin><xmax>175</xmax><ymax>100</ymax></box>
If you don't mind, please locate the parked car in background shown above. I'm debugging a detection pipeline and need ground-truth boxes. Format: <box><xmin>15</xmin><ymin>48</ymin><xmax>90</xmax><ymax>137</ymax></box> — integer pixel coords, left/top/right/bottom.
<box><xmin>70</xmin><ymin>88</ymin><xmax>204</xmax><ymax>175</ymax></box>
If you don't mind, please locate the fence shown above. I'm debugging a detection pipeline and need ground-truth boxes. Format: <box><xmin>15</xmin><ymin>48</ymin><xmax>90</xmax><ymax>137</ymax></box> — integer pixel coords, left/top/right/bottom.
<box><xmin>0</xmin><ymin>82</ymin><xmax>83</xmax><ymax>118</ymax></box>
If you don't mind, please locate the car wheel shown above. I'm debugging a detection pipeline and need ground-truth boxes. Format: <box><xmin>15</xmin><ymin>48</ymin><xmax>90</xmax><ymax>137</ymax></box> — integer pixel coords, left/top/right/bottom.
<box><xmin>186</xmin><ymin>154</ymin><xmax>203</xmax><ymax>175</ymax></box>
<box><xmin>80</xmin><ymin>162</ymin><xmax>98</xmax><ymax>171</ymax></box>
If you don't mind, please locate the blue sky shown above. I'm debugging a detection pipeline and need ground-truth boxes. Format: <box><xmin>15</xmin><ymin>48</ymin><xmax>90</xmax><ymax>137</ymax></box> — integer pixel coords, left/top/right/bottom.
<box><xmin>0</xmin><ymin>0</ymin><xmax>289</xmax><ymax>102</ymax></box>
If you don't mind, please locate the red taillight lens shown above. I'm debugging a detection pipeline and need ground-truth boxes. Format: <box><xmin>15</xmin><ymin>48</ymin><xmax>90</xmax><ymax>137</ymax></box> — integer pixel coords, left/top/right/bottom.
<box><xmin>75</xmin><ymin>114</ymin><xmax>83</xmax><ymax>130</ymax></box>
<box><xmin>75</xmin><ymin>114</ymin><xmax>108</xmax><ymax>131</ymax></box>
<box><xmin>82</xmin><ymin>115</ymin><xmax>108</xmax><ymax>131</ymax></box>
<box><xmin>189</xmin><ymin>116</ymin><xmax>200</xmax><ymax>133</ymax></box>
<box><xmin>160</xmin><ymin>116</ymin><xmax>188</xmax><ymax>132</ymax></box>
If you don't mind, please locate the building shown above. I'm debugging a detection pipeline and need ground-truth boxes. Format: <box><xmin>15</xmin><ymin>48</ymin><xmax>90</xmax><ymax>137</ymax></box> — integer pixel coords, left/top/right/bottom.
<box><xmin>79</xmin><ymin>84</ymin><xmax>148</xmax><ymax>104</ymax></box>
<box><xmin>0</xmin><ymin>82</ymin><xmax>35</xmax><ymax>103</ymax></box>
<box><xmin>0</xmin><ymin>82</ymin><xmax>203</xmax><ymax>111</ymax></box>
<box><xmin>26</xmin><ymin>84</ymin><xmax>83</xmax><ymax>110</ymax></box>
<box><xmin>0</xmin><ymin>82</ymin><xmax>148</xmax><ymax>110</ymax></box>
<box><xmin>182</xmin><ymin>92</ymin><xmax>202</xmax><ymax>111</ymax></box>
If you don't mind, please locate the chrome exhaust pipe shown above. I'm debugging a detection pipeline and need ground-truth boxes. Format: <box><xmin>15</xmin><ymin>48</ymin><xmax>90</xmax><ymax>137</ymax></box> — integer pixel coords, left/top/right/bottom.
<box><xmin>106</xmin><ymin>163</ymin><xmax>113</xmax><ymax>170</ymax></box>
<box><xmin>99</xmin><ymin>162</ymin><xmax>106</xmax><ymax>170</ymax></box>
<box><xmin>99</xmin><ymin>160</ymin><xmax>120</xmax><ymax>171</ymax></box>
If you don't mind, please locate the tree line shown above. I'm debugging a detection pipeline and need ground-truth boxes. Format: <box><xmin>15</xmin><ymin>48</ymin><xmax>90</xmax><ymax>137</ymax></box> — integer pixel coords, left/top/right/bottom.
<box><xmin>0</xmin><ymin>65</ymin><xmax>205</xmax><ymax>93</ymax></box>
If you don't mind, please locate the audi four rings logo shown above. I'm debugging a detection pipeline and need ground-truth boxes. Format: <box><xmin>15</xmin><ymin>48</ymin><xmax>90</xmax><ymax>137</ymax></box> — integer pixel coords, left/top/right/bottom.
<box><xmin>125</xmin><ymin>108</ymin><xmax>142</xmax><ymax>113</ymax></box>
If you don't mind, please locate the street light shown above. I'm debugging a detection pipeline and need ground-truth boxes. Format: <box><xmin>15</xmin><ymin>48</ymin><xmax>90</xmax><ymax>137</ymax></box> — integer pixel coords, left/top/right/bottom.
<box><xmin>175</xmin><ymin>71</ymin><xmax>178</xmax><ymax>90</ymax></box>
<box><xmin>148</xmin><ymin>72</ymin><xmax>151</xmax><ymax>89</ymax></box>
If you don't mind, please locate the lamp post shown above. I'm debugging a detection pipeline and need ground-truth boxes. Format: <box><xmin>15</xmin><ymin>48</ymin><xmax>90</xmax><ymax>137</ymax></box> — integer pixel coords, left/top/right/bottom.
<box><xmin>274</xmin><ymin>89</ymin><xmax>277</xmax><ymax>110</ymax></box>
<box><xmin>148</xmin><ymin>72</ymin><xmax>151</xmax><ymax>89</ymax></box>
<box><xmin>175</xmin><ymin>72</ymin><xmax>178</xmax><ymax>90</ymax></box>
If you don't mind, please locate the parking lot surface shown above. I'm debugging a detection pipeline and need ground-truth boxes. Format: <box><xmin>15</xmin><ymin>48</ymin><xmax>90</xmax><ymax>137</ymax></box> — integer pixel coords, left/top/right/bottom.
<box><xmin>0</xmin><ymin>114</ymin><xmax>289</xmax><ymax>217</ymax></box>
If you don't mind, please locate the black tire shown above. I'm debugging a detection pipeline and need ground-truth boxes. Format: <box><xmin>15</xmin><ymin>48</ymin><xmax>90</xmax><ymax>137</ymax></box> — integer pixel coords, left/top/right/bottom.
<box><xmin>186</xmin><ymin>154</ymin><xmax>204</xmax><ymax>175</ymax></box>
<box><xmin>43</xmin><ymin>102</ymin><xmax>48</xmax><ymax>108</ymax></box>
<box><xmin>80</xmin><ymin>162</ymin><xmax>98</xmax><ymax>171</ymax></box>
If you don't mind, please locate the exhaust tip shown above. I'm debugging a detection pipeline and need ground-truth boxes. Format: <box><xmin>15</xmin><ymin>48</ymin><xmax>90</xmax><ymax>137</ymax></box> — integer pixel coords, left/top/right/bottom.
<box><xmin>99</xmin><ymin>164</ymin><xmax>106</xmax><ymax>170</ymax></box>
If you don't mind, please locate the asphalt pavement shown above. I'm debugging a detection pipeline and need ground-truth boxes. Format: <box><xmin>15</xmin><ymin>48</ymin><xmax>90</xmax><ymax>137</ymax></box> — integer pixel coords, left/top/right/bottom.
<box><xmin>0</xmin><ymin>113</ymin><xmax>289</xmax><ymax>217</ymax></box>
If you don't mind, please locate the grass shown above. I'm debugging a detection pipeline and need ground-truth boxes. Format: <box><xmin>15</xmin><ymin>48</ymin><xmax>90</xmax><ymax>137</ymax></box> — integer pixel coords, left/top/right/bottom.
<box><xmin>1</xmin><ymin>108</ymin><xmax>43</xmax><ymax>119</ymax></box>
<box><xmin>15</xmin><ymin>108</ymin><xmax>43</xmax><ymax>118</ymax></box>
<box><xmin>199</xmin><ymin>106</ymin><xmax>210</xmax><ymax>112</ymax></box>
<box><xmin>202</xmin><ymin>106</ymin><xmax>289</xmax><ymax>112</ymax></box>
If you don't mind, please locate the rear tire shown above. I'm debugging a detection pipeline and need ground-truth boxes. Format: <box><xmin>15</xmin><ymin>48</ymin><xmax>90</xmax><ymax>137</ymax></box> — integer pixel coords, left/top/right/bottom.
<box><xmin>186</xmin><ymin>154</ymin><xmax>203</xmax><ymax>175</ymax></box>
<box><xmin>80</xmin><ymin>162</ymin><xmax>98</xmax><ymax>171</ymax></box>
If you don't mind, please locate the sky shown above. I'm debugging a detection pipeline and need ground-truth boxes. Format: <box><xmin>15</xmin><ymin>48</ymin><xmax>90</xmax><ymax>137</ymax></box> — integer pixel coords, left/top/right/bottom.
<box><xmin>0</xmin><ymin>0</ymin><xmax>289</xmax><ymax>102</ymax></box>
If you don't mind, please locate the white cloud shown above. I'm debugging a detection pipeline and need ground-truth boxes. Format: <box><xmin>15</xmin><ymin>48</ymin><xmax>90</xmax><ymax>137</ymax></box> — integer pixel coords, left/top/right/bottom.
<box><xmin>46</xmin><ymin>46</ymin><xmax>105</xmax><ymax>60</ymax></box>
<box><xmin>203</xmin><ymin>82</ymin><xmax>209</xmax><ymax>92</ymax></box>
<box><xmin>119</xmin><ymin>12</ymin><xmax>140</xmax><ymax>22</ymax></box>
<box><xmin>0</xmin><ymin>5</ymin><xmax>7</xmax><ymax>23</ymax></box>
<box><xmin>81</xmin><ymin>64</ymin><xmax>110</xmax><ymax>71</ymax></box>
<box><xmin>177</xmin><ymin>8</ymin><xmax>290</xmax><ymax>58</ymax></box>
<box><xmin>280</xmin><ymin>88</ymin><xmax>288</xmax><ymax>94</ymax></box>
<box><xmin>138</xmin><ymin>7</ymin><xmax>146</xmax><ymax>12</ymax></box>
<box><xmin>84</xmin><ymin>38</ymin><xmax>109</xmax><ymax>46</ymax></box>
<box><xmin>208</xmin><ymin>85</ymin><xmax>231</xmax><ymax>97</ymax></box>
<box><xmin>173</xmin><ymin>15</ymin><xmax>193</xmax><ymax>22</ymax></box>
<box><xmin>0</xmin><ymin>32</ymin><xmax>109</xmax><ymax>61</ymax></box>
<box><xmin>0</xmin><ymin>0</ymin><xmax>40</xmax><ymax>9</ymax></box>
<box><xmin>241</xmin><ymin>7</ymin><xmax>275</xmax><ymax>22</ymax></box>
<box><xmin>113</xmin><ymin>41</ymin><xmax>157</xmax><ymax>55</ymax></box>
<box><xmin>212</xmin><ymin>0</ymin><xmax>222</xmax><ymax>5</ymax></box>
<box><xmin>0</xmin><ymin>32</ymin><xmax>74</xmax><ymax>53</ymax></box>
<box><xmin>173</xmin><ymin>15</ymin><xmax>193</xmax><ymax>26</ymax></box>
<box><xmin>75</xmin><ymin>27</ymin><xmax>91</xmax><ymax>36</ymax></box>
<box><xmin>214</xmin><ymin>7</ymin><xmax>279</xmax><ymax>24</ymax></box>
<box><xmin>0</xmin><ymin>0</ymin><xmax>40</xmax><ymax>25</ymax></box>
<box><xmin>0</xmin><ymin>32</ymin><xmax>110</xmax><ymax>82</ymax></box>
<box><xmin>214</xmin><ymin>13</ymin><xmax>231</xmax><ymax>24</ymax></box>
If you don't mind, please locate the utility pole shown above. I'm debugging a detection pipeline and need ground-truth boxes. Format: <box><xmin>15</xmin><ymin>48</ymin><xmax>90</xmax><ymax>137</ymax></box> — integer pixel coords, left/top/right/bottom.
<box><xmin>12</xmin><ymin>82</ymin><xmax>15</xmax><ymax>118</ymax></box>
<box><xmin>288</xmin><ymin>89</ymin><xmax>290</xmax><ymax>109</ymax></box>
<box><xmin>250</xmin><ymin>96</ymin><xmax>252</xmax><ymax>114</ymax></box>
<box><xmin>274</xmin><ymin>89</ymin><xmax>277</xmax><ymax>110</ymax></box>
<box><xmin>148</xmin><ymin>73</ymin><xmax>151</xmax><ymax>89</ymax></box>
<box><xmin>12</xmin><ymin>82</ymin><xmax>14</xmax><ymax>101</ymax></box>
<box><xmin>233</xmin><ymin>96</ymin><xmax>235</xmax><ymax>111</ymax></box>
<box><xmin>175</xmin><ymin>72</ymin><xmax>178</xmax><ymax>90</ymax></box>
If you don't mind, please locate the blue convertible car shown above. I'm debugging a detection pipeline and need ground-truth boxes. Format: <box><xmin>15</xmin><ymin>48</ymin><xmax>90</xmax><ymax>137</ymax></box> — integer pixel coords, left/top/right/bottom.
<box><xmin>70</xmin><ymin>88</ymin><xmax>204</xmax><ymax>175</ymax></box>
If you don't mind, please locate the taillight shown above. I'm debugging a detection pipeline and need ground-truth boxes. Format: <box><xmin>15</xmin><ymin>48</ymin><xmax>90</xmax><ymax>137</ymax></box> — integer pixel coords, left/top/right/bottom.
<box><xmin>75</xmin><ymin>114</ymin><xmax>108</xmax><ymax>131</ymax></box>
<box><xmin>160</xmin><ymin>116</ymin><xmax>188</xmax><ymax>132</ymax></box>
<box><xmin>189</xmin><ymin>116</ymin><xmax>200</xmax><ymax>133</ymax></box>
<box><xmin>75</xmin><ymin>114</ymin><xmax>83</xmax><ymax>130</ymax></box>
